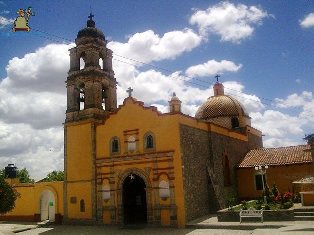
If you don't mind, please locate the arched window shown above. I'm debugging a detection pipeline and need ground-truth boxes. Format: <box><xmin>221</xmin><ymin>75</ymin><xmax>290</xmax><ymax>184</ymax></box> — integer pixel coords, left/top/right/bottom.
<box><xmin>99</xmin><ymin>57</ymin><xmax>104</xmax><ymax>70</ymax></box>
<box><xmin>144</xmin><ymin>132</ymin><xmax>155</xmax><ymax>151</ymax></box>
<box><xmin>102</xmin><ymin>87</ymin><xmax>107</xmax><ymax>110</ymax></box>
<box><xmin>80</xmin><ymin>199</ymin><xmax>85</xmax><ymax>212</ymax></box>
<box><xmin>111</xmin><ymin>137</ymin><xmax>119</xmax><ymax>154</ymax></box>
<box><xmin>231</xmin><ymin>117</ymin><xmax>240</xmax><ymax>129</ymax></box>
<box><xmin>127</xmin><ymin>136</ymin><xmax>136</xmax><ymax>152</ymax></box>
<box><xmin>79</xmin><ymin>52</ymin><xmax>86</xmax><ymax>70</ymax></box>
<box><xmin>146</xmin><ymin>135</ymin><xmax>154</xmax><ymax>148</ymax></box>
<box><xmin>78</xmin><ymin>83</ymin><xmax>85</xmax><ymax>110</ymax></box>
<box><xmin>159</xmin><ymin>180</ymin><xmax>170</xmax><ymax>200</ymax></box>
<box><xmin>102</xmin><ymin>184</ymin><xmax>110</xmax><ymax>200</ymax></box>
<box><xmin>223</xmin><ymin>156</ymin><xmax>231</xmax><ymax>186</ymax></box>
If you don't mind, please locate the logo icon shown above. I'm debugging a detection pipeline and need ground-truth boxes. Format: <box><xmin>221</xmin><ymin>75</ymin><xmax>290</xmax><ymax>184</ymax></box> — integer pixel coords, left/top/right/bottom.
<box><xmin>12</xmin><ymin>7</ymin><xmax>35</xmax><ymax>32</ymax></box>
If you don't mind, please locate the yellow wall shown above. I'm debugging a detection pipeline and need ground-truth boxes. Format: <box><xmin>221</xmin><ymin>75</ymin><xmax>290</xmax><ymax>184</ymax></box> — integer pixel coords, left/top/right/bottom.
<box><xmin>96</xmin><ymin>98</ymin><xmax>254</xmax><ymax>226</ymax></box>
<box><xmin>97</xmin><ymin>99</ymin><xmax>187</xmax><ymax>227</ymax></box>
<box><xmin>66</xmin><ymin>122</ymin><xmax>93</xmax><ymax>181</ymax></box>
<box><xmin>237</xmin><ymin>164</ymin><xmax>313</xmax><ymax>199</ymax></box>
<box><xmin>66</xmin><ymin>182</ymin><xmax>92</xmax><ymax>219</ymax></box>
<box><xmin>1</xmin><ymin>181</ymin><xmax>63</xmax><ymax>219</ymax></box>
<box><xmin>65</xmin><ymin>121</ymin><xmax>94</xmax><ymax>220</ymax></box>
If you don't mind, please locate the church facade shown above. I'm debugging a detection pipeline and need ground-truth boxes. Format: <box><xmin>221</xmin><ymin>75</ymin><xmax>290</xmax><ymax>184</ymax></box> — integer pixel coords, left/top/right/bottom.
<box><xmin>63</xmin><ymin>16</ymin><xmax>263</xmax><ymax>227</ymax></box>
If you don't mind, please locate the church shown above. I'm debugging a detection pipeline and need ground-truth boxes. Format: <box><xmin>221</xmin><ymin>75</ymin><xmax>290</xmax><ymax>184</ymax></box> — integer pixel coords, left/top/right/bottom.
<box><xmin>4</xmin><ymin>15</ymin><xmax>313</xmax><ymax>227</ymax></box>
<box><xmin>62</xmin><ymin>15</ymin><xmax>262</xmax><ymax>227</ymax></box>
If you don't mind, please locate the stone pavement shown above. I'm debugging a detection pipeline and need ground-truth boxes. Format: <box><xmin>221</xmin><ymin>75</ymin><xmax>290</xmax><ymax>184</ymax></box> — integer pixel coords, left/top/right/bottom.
<box><xmin>1</xmin><ymin>216</ymin><xmax>314</xmax><ymax>235</ymax></box>
<box><xmin>0</xmin><ymin>221</ymin><xmax>37</xmax><ymax>235</ymax></box>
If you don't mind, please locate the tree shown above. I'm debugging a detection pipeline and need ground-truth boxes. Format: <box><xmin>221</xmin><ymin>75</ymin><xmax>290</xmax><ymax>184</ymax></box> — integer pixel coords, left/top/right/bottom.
<box><xmin>0</xmin><ymin>178</ymin><xmax>20</xmax><ymax>214</ymax></box>
<box><xmin>44</xmin><ymin>170</ymin><xmax>64</xmax><ymax>182</ymax></box>
<box><xmin>16</xmin><ymin>168</ymin><xmax>35</xmax><ymax>183</ymax></box>
<box><xmin>0</xmin><ymin>169</ymin><xmax>4</xmax><ymax>181</ymax></box>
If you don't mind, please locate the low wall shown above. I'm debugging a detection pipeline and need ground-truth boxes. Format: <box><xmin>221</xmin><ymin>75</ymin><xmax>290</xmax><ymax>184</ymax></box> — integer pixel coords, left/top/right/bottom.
<box><xmin>301</xmin><ymin>192</ymin><xmax>314</xmax><ymax>206</ymax></box>
<box><xmin>0</xmin><ymin>213</ymin><xmax>63</xmax><ymax>224</ymax></box>
<box><xmin>217</xmin><ymin>209</ymin><xmax>294</xmax><ymax>222</ymax></box>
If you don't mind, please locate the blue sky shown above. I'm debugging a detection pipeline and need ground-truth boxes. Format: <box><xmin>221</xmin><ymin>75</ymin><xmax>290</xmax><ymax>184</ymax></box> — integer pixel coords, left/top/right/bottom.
<box><xmin>0</xmin><ymin>0</ymin><xmax>313</xmax><ymax>179</ymax></box>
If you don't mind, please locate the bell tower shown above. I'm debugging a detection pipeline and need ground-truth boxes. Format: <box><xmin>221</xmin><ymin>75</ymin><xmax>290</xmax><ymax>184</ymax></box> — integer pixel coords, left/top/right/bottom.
<box><xmin>64</xmin><ymin>14</ymin><xmax>116</xmax><ymax>224</ymax></box>
<box><xmin>66</xmin><ymin>13</ymin><xmax>117</xmax><ymax>122</ymax></box>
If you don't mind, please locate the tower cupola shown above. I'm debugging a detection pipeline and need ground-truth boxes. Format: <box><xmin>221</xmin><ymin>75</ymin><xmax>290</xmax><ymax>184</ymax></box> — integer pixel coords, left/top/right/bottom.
<box><xmin>168</xmin><ymin>92</ymin><xmax>182</xmax><ymax>113</ymax></box>
<box><xmin>65</xmin><ymin>14</ymin><xmax>117</xmax><ymax>123</ymax></box>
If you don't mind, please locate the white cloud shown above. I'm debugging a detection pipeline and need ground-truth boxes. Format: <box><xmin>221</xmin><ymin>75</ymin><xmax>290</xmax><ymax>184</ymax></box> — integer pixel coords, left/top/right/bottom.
<box><xmin>300</xmin><ymin>13</ymin><xmax>314</xmax><ymax>28</ymax></box>
<box><xmin>108</xmin><ymin>29</ymin><xmax>202</xmax><ymax>65</ymax></box>
<box><xmin>185</xmin><ymin>59</ymin><xmax>242</xmax><ymax>77</ymax></box>
<box><xmin>275</xmin><ymin>91</ymin><xmax>312</xmax><ymax>108</ymax></box>
<box><xmin>0</xmin><ymin>10</ymin><xmax>9</xmax><ymax>14</ymax></box>
<box><xmin>0</xmin><ymin>16</ymin><xmax>14</xmax><ymax>28</ymax></box>
<box><xmin>0</xmin><ymin>44</ymin><xmax>70</xmax><ymax>180</ymax></box>
<box><xmin>189</xmin><ymin>1</ymin><xmax>269</xmax><ymax>43</ymax></box>
<box><xmin>250</xmin><ymin>110</ymin><xmax>306</xmax><ymax>147</ymax></box>
<box><xmin>3</xmin><ymin>43</ymin><xmax>73</xmax><ymax>93</ymax></box>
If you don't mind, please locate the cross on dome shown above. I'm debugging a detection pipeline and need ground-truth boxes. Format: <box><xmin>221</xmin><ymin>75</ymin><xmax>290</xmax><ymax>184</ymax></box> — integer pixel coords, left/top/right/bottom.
<box><xmin>126</xmin><ymin>87</ymin><xmax>133</xmax><ymax>97</ymax></box>
<box><xmin>215</xmin><ymin>74</ymin><xmax>221</xmax><ymax>83</ymax></box>
<box><xmin>88</xmin><ymin>13</ymin><xmax>94</xmax><ymax>21</ymax></box>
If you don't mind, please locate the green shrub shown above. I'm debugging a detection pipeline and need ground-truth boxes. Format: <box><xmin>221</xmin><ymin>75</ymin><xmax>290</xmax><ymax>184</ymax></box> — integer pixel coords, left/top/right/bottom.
<box><xmin>293</xmin><ymin>193</ymin><xmax>301</xmax><ymax>203</ymax></box>
<box><xmin>241</xmin><ymin>200</ymin><xmax>248</xmax><ymax>210</ymax></box>
<box><xmin>280</xmin><ymin>201</ymin><xmax>293</xmax><ymax>209</ymax></box>
<box><xmin>255</xmin><ymin>200</ymin><xmax>262</xmax><ymax>210</ymax></box>
<box><xmin>264</xmin><ymin>204</ymin><xmax>270</xmax><ymax>210</ymax></box>
<box><xmin>227</xmin><ymin>194</ymin><xmax>237</xmax><ymax>211</ymax></box>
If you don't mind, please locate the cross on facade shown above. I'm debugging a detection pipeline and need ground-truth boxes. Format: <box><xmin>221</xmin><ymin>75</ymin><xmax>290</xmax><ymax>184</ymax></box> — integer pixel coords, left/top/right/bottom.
<box><xmin>88</xmin><ymin>13</ymin><xmax>94</xmax><ymax>21</ymax></box>
<box><xmin>129</xmin><ymin>174</ymin><xmax>135</xmax><ymax>180</ymax></box>
<box><xmin>215</xmin><ymin>74</ymin><xmax>221</xmax><ymax>82</ymax></box>
<box><xmin>126</xmin><ymin>87</ymin><xmax>133</xmax><ymax>97</ymax></box>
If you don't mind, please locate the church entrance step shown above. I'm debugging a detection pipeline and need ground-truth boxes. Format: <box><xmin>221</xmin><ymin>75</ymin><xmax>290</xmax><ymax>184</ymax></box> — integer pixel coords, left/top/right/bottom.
<box><xmin>294</xmin><ymin>215</ymin><xmax>314</xmax><ymax>221</ymax></box>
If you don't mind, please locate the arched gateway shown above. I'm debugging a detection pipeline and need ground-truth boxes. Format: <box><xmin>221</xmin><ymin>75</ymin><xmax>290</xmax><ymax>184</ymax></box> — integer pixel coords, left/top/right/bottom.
<box><xmin>122</xmin><ymin>173</ymin><xmax>147</xmax><ymax>224</ymax></box>
<box><xmin>40</xmin><ymin>190</ymin><xmax>55</xmax><ymax>222</ymax></box>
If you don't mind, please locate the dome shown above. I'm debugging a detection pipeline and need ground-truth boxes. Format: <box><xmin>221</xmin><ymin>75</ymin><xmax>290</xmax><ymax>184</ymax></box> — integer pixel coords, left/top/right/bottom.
<box><xmin>77</xmin><ymin>14</ymin><xmax>105</xmax><ymax>40</ymax></box>
<box><xmin>195</xmin><ymin>95</ymin><xmax>248</xmax><ymax>120</ymax></box>
<box><xmin>77</xmin><ymin>27</ymin><xmax>105</xmax><ymax>40</ymax></box>
<box><xmin>195</xmin><ymin>81</ymin><xmax>251</xmax><ymax>129</ymax></box>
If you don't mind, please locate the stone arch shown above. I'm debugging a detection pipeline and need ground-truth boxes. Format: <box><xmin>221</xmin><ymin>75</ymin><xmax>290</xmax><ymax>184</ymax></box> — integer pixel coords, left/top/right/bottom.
<box><xmin>116</xmin><ymin>168</ymin><xmax>152</xmax><ymax>224</ymax></box>
<box><xmin>99</xmin><ymin>52</ymin><xmax>105</xmax><ymax>70</ymax></box>
<box><xmin>77</xmin><ymin>83</ymin><xmax>85</xmax><ymax>110</ymax></box>
<box><xmin>79</xmin><ymin>52</ymin><xmax>86</xmax><ymax>70</ymax></box>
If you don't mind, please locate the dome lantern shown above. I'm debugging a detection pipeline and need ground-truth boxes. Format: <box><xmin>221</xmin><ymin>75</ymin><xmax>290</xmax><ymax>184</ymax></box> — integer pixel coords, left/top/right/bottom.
<box><xmin>195</xmin><ymin>77</ymin><xmax>251</xmax><ymax>129</ymax></box>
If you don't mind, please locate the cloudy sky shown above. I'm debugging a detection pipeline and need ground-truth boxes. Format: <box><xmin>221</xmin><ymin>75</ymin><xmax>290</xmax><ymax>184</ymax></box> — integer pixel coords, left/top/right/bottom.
<box><xmin>0</xmin><ymin>0</ymin><xmax>313</xmax><ymax>180</ymax></box>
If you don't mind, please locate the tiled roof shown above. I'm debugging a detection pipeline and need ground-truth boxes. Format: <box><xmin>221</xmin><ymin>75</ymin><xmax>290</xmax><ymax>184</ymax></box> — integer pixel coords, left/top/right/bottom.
<box><xmin>195</xmin><ymin>95</ymin><xmax>248</xmax><ymax>120</ymax></box>
<box><xmin>238</xmin><ymin>145</ymin><xmax>312</xmax><ymax>168</ymax></box>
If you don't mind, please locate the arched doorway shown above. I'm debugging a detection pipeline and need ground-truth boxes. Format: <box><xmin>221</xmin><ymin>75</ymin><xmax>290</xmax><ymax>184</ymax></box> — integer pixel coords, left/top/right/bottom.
<box><xmin>123</xmin><ymin>173</ymin><xmax>147</xmax><ymax>224</ymax></box>
<box><xmin>40</xmin><ymin>190</ymin><xmax>55</xmax><ymax>222</ymax></box>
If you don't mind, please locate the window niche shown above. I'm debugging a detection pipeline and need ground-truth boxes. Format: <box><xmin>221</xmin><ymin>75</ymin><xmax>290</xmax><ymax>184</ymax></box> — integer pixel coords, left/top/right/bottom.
<box><xmin>231</xmin><ymin>117</ymin><xmax>240</xmax><ymax>129</ymax></box>
<box><xmin>110</xmin><ymin>137</ymin><xmax>120</xmax><ymax>155</ymax></box>
<box><xmin>102</xmin><ymin>184</ymin><xmax>110</xmax><ymax>201</ymax></box>
<box><xmin>144</xmin><ymin>132</ymin><xmax>155</xmax><ymax>152</ymax></box>
<box><xmin>80</xmin><ymin>199</ymin><xmax>85</xmax><ymax>212</ymax></box>
<box><xmin>127</xmin><ymin>136</ymin><xmax>136</xmax><ymax>152</ymax></box>
<box><xmin>159</xmin><ymin>180</ymin><xmax>170</xmax><ymax>200</ymax></box>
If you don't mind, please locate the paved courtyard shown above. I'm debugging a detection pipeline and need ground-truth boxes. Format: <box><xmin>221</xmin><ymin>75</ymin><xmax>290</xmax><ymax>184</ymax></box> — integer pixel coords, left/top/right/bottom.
<box><xmin>1</xmin><ymin>220</ymin><xmax>314</xmax><ymax>235</ymax></box>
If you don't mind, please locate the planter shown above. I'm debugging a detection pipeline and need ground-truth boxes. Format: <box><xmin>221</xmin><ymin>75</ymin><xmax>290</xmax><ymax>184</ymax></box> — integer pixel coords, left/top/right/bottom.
<box><xmin>217</xmin><ymin>208</ymin><xmax>294</xmax><ymax>222</ymax></box>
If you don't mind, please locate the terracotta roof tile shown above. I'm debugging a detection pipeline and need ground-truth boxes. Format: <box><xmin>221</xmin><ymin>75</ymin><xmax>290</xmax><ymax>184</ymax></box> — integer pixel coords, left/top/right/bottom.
<box><xmin>238</xmin><ymin>145</ymin><xmax>312</xmax><ymax>168</ymax></box>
